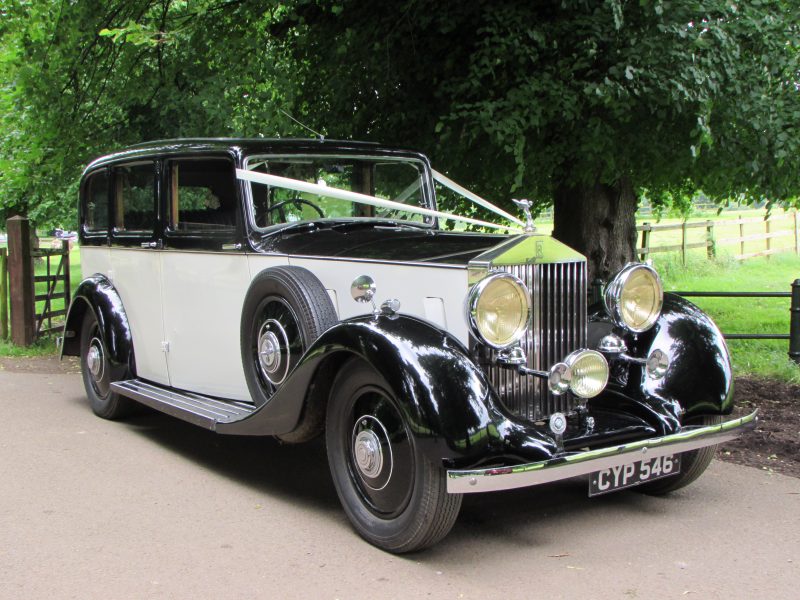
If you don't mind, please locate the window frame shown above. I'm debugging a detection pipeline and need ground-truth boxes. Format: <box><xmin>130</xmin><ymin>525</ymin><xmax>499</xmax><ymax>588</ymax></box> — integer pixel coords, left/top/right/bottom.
<box><xmin>242</xmin><ymin>153</ymin><xmax>437</xmax><ymax>233</ymax></box>
<box><xmin>161</xmin><ymin>154</ymin><xmax>241</xmax><ymax>247</ymax></box>
<box><xmin>109</xmin><ymin>159</ymin><xmax>160</xmax><ymax>246</ymax></box>
<box><xmin>80</xmin><ymin>167</ymin><xmax>112</xmax><ymax>245</ymax></box>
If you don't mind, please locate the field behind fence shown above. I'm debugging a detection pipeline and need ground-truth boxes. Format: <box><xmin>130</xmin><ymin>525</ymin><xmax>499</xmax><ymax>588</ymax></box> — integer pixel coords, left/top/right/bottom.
<box><xmin>637</xmin><ymin>208</ymin><xmax>799</xmax><ymax>263</ymax></box>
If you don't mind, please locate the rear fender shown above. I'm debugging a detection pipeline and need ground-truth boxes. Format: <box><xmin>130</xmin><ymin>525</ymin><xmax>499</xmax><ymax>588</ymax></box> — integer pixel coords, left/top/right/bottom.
<box><xmin>61</xmin><ymin>275</ymin><xmax>134</xmax><ymax>374</ymax></box>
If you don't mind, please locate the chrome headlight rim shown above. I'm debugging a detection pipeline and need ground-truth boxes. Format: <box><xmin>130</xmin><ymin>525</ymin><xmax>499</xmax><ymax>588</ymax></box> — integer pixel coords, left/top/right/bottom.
<box><xmin>466</xmin><ymin>272</ymin><xmax>531</xmax><ymax>350</ymax></box>
<box><xmin>604</xmin><ymin>263</ymin><xmax>664</xmax><ymax>333</ymax></box>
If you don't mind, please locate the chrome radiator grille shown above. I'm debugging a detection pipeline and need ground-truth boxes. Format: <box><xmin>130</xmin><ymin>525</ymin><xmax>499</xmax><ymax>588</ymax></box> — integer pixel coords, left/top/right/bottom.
<box><xmin>479</xmin><ymin>261</ymin><xmax>587</xmax><ymax>421</ymax></box>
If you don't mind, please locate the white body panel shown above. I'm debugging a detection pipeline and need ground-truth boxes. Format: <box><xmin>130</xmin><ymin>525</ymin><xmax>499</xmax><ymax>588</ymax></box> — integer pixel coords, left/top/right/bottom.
<box><xmin>82</xmin><ymin>246</ymin><xmax>469</xmax><ymax>402</ymax></box>
<box><xmin>281</xmin><ymin>256</ymin><xmax>469</xmax><ymax>342</ymax></box>
<box><xmin>161</xmin><ymin>251</ymin><xmax>283</xmax><ymax>401</ymax></box>
<box><xmin>82</xmin><ymin>246</ymin><xmax>171</xmax><ymax>386</ymax></box>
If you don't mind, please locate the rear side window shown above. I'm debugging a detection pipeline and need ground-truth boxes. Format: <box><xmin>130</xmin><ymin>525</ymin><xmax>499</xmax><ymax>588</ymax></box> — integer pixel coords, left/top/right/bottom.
<box><xmin>114</xmin><ymin>162</ymin><xmax>156</xmax><ymax>233</ymax></box>
<box><xmin>83</xmin><ymin>170</ymin><xmax>109</xmax><ymax>232</ymax></box>
<box><xmin>168</xmin><ymin>158</ymin><xmax>237</xmax><ymax>233</ymax></box>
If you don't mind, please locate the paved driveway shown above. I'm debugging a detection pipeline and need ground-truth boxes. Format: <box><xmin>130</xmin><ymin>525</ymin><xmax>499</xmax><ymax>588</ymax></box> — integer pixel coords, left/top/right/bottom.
<box><xmin>1</xmin><ymin>368</ymin><xmax>797</xmax><ymax>599</ymax></box>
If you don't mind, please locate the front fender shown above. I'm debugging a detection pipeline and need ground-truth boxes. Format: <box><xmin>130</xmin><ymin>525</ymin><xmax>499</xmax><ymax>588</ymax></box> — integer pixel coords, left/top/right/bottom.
<box><xmin>217</xmin><ymin>314</ymin><xmax>558</xmax><ymax>466</ymax></box>
<box><xmin>588</xmin><ymin>292</ymin><xmax>734</xmax><ymax>433</ymax></box>
<box><xmin>61</xmin><ymin>275</ymin><xmax>134</xmax><ymax>374</ymax></box>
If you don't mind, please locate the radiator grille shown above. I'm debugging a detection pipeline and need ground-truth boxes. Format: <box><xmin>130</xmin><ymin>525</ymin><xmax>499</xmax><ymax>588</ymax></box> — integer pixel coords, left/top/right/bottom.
<box><xmin>479</xmin><ymin>261</ymin><xmax>587</xmax><ymax>421</ymax></box>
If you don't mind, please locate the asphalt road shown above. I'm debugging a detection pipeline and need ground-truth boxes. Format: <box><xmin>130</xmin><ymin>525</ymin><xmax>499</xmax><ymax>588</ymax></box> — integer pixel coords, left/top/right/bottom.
<box><xmin>1</xmin><ymin>367</ymin><xmax>798</xmax><ymax>600</ymax></box>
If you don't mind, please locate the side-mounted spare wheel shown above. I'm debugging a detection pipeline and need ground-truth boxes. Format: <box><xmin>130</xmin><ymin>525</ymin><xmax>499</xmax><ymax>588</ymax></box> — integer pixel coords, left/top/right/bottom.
<box><xmin>79</xmin><ymin>312</ymin><xmax>134</xmax><ymax>419</ymax></box>
<box><xmin>326</xmin><ymin>358</ymin><xmax>463</xmax><ymax>553</ymax></box>
<box><xmin>240</xmin><ymin>266</ymin><xmax>338</xmax><ymax>441</ymax></box>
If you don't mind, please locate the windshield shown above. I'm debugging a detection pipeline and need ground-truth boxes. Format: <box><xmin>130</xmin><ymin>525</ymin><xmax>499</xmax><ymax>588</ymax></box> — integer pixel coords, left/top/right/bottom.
<box><xmin>245</xmin><ymin>155</ymin><xmax>432</xmax><ymax>229</ymax></box>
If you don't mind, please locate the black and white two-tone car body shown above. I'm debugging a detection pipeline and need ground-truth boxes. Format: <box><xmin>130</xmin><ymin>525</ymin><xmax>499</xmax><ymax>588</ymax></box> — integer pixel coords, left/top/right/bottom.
<box><xmin>62</xmin><ymin>138</ymin><xmax>756</xmax><ymax>552</ymax></box>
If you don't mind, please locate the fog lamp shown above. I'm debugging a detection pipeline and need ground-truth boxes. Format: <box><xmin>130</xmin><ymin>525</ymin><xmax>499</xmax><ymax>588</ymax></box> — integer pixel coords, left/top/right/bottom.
<box><xmin>549</xmin><ymin>349</ymin><xmax>609</xmax><ymax>399</ymax></box>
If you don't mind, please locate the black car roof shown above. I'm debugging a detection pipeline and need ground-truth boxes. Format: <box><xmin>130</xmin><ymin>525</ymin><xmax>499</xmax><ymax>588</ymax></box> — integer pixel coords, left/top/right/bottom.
<box><xmin>83</xmin><ymin>138</ymin><xmax>428</xmax><ymax>176</ymax></box>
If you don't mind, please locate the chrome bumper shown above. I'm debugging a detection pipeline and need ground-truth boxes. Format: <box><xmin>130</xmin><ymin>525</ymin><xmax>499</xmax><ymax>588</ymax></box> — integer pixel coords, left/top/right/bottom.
<box><xmin>447</xmin><ymin>411</ymin><xmax>758</xmax><ymax>494</ymax></box>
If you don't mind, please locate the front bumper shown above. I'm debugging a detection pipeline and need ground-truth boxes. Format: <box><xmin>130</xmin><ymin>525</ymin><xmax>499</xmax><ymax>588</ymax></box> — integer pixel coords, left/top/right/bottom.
<box><xmin>447</xmin><ymin>410</ymin><xmax>758</xmax><ymax>494</ymax></box>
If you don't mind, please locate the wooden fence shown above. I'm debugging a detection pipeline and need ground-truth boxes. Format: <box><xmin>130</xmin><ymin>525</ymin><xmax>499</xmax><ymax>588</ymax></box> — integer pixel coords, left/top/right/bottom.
<box><xmin>3</xmin><ymin>216</ymin><xmax>71</xmax><ymax>346</ymax></box>
<box><xmin>0</xmin><ymin>248</ymin><xmax>8</xmax><ymax>340</ymax></box>
<box><xmin>638</xmin><ymin>211</ymin><xmax>800</xmax><ymax>264</ymax></box>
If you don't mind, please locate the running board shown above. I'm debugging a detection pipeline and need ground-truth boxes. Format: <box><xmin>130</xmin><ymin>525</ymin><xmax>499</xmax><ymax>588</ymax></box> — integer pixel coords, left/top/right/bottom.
<box><xmin>111</xmin><ymin>379</ymin><xmax>256</xmax><ymax>430</ymax></box>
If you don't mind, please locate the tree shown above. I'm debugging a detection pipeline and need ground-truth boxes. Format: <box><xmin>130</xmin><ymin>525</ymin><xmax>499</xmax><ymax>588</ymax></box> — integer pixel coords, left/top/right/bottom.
<box><xmin>2</xmin><ymin>1</ymin><xmax>798</xmax><ymax>283</ymax></box>
<box><xmin>272</xmin><ymin>0</ymin><xmax>800</xmax><ymax>280</ymax></box>
<box><xmin>0</xmin><ymin>0</ymin><xmax>294</xmax><ymax>228</ymax></box>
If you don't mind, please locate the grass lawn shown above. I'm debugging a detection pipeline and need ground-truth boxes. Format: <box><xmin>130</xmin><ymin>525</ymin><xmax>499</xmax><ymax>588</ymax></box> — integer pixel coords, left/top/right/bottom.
<box><xmin>653</xmin><ymin>251</ymin><xmax>800</xmax><ymax>383</ymax></box>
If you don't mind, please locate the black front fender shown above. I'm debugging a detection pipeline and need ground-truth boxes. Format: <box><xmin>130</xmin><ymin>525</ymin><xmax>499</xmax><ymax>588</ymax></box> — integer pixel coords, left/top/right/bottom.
<box><xmin>61</xmin><ymin>275</ymin><xmax>134</xmax><ymax>374</ymax></box>
<box><xmin>588</xmin><ymin>292</ymin><xmax>734</xmax><ymax>434</ymax></box>
<box><xmin>217</xmin><ymin>314</ymin><xmax>558</xmax><ymax>466</ymax></box>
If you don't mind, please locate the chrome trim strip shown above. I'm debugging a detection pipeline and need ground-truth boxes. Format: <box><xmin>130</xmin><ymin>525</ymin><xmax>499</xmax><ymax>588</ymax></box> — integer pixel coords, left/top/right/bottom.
<box><xmin>285</xmin><ymin>253</ymin><xmax>468</xmax><ymax>270</ymax></box>
<box><xmin>446</xmin><ymin>411</ymin><xmax>758</xmax><ymax>494</ymax></box>
<box><xmin>98</xmin><ymin>245</ymin><xmax>469</xmax><ymax>269</ymax></box>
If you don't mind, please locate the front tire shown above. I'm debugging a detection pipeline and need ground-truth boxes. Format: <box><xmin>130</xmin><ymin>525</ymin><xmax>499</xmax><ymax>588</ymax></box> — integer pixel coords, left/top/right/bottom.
<box><xmin>326</xmin><ymin>358</ymin><xmax>462</xmax><ymax>553</ymax></box>
<box><xmin>79</xmin><ymin>313</ymin><xmax>133</xmax><ymax>419</ymax></box>
<box><xmin>637</xmin><ymin>415</ymin><xmax>722</xmax><ymax>495</ymax></box>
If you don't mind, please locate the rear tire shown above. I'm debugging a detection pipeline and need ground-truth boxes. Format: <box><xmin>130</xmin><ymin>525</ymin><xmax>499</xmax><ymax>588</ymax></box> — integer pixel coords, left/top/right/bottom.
<box><xmin>326</xmin><ymin>358</ymin><xmax>462</xmax><ymax>553</ymax></box>
<box><xmin>637</xmin><ymin>415</ymin><xmax>722</xmax><ymax>495</ymax></box>
<box><xmin>79</xmin><ymin>313</ymin><xmax>133</xmax><ymax>419</ymax></box>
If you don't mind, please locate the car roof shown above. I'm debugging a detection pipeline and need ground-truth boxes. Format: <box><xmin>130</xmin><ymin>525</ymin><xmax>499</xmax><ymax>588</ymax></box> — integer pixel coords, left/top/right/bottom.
<box><xmin>83</xmin><ymin>138</ymin><xmax>428</xmax><ymax>176</ymax></box>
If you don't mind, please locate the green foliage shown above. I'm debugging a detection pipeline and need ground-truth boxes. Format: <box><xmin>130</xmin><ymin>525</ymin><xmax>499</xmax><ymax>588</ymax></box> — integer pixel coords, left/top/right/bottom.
<box><xmin>277</xmin><ymin>1</ymin><xmax>800</xmax><ymax>213</ymax></box>
<box><xmin>0</xmin><ymin>0</ymin><xmax>295</xmax><ymax>228</ymax></box>
<box><xmin>1</xmin><ymin>0</ymin><xmax>798</xmax><ymax>231</ymax></box>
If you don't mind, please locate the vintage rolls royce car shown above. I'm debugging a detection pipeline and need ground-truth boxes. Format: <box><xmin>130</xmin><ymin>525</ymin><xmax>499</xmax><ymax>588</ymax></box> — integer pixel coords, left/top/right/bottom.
<box><xmin>62</xmin><ymin>138</ymin><xmax>756</xmax><ymax>553</ymax></box>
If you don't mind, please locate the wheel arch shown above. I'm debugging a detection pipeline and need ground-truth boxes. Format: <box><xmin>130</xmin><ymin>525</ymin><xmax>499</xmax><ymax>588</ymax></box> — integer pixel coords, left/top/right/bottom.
<box><xmin>220</xmin><ymin>313</ymin><xmax>555</xmax><ymax>466</ymax></box>
<box><xmin>588</xmin><ymin>292</ymin><xmax>734</xmax><ymax>429</ymax></box>
<box><xmin>61</xmin><ymin>275</ymin><xmax>135</xmax><ymax>375</ymax></box>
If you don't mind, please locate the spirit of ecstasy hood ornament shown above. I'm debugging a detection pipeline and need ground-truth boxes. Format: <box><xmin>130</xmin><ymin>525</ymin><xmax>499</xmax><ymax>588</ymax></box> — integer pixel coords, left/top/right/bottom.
<box><xmin>512</xmin><ymin>199</ymin><xmax>536</xmax><ymax>233</ymax></box>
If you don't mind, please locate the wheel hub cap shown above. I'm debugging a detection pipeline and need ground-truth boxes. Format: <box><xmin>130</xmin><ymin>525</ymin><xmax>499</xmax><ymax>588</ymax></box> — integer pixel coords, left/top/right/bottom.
<box><xmin>258</xmin><ymin>330</ymin><xmax>281</xmax><ymax>373</ymax></box>
<box><xmin>87</xmin><ymin>339</ymin><xmax>104</xmax><ymax>382</ymax></box>
<box><xmin>256</xmin><ymin>319</ymin><xmax>290</xmax><ymax>385</ymax></box>
<box><xmin>354</xmin><ymin>429</ymin><xmax>383</xmax><ymax>478</ymax></box>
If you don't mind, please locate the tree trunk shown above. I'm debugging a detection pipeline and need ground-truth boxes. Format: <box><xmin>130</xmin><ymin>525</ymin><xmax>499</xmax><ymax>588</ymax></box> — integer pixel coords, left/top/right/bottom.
<box><xmin>552</xmin><ymin>178</ymin><xmax>638</xmax><ymax>283</ymax></box>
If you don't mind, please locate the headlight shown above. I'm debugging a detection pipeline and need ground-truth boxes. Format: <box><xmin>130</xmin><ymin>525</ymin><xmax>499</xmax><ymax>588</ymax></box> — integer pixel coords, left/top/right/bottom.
<box><xmin>604</xmin><ymin>264</ymin><xmax>663</xmax><ymax>332</ymax></box>
<box><xmin>467</xmin><ymin>273</ymin><xmax>531</xmax><ymax>348</ymax></box>
<box><xmin>549</xmin><ymin>350</ymin><xmax>609</xmax><ymax>399</ymax></box>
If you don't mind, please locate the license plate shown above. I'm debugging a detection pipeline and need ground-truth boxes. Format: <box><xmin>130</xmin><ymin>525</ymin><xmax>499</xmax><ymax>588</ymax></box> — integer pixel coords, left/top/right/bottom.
<box><xmin>589</xmin><ymin>454</ymin><xmax>681</xmax><ymax>496</ymax></box>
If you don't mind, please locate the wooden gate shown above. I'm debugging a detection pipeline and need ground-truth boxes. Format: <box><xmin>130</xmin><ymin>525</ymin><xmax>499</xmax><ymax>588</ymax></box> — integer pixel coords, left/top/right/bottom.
<box><xmin>34</xmin><ymin>240</ymin><xmax>71</xmax><ymax>336</ymax></box>
<box><xmin>5</xmin><ymin>216</ymin><xmax>72</xmax><ymax>346</ymax></box>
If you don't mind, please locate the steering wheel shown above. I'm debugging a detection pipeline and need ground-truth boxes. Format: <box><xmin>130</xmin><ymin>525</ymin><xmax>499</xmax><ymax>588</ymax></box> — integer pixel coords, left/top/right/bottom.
<box><xmin>267</xmin><ymin>198</ymin><xmax>325</xmax><ymax>223</ymax></box>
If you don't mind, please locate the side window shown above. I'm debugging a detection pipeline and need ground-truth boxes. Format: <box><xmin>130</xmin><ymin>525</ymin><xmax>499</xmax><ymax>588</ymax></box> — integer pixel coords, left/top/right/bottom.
<box><xmin>114</xmin><ymin>162</ymin><xmax>156</xmax><ymax>233</ymax></box>
<box><xmin>83</xmin><ymin>170</ymin><xmax>109</xmax><ymax>232</ymax></box>
<box><xmin>168</xmin><ymin>158</ymin><xmax>237</xmax><ymax>233</ymax></box>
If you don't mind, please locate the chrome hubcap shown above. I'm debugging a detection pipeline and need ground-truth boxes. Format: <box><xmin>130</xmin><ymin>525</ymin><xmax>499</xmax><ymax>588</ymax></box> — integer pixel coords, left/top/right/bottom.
<box><xmin>87</xmin><ymin>338</ymin><xmax>104</xmax><ymax>382</ymax></box>
<box><xmin>257</xmin><ymin>319</ymin><xmax>290</xmax><ymax>385</ymax></box>
<box><xmin>351</xmin><ymin>415</ymin><xmax>393</xmax><ymax>490</ymax></box>
<box><xmin>354</xmin><ymin>428</ymin><xmax>383</xmax><ymax>478</ymax></box>
<box><xmin>258</xmin><ymin>330</ymin><xmax>281</xmax><ymax>372</ymax></box>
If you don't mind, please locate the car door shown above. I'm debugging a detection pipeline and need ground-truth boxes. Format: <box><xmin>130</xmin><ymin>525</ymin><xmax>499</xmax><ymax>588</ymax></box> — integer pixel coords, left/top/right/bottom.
<box><xmin>159</xmin><ymin>155</ymin><xmax>254</xmax><ymax>400</ymax></box>
<box><xmin>108</xmin><ymin>160</ymin><xmax>171</xmax><ymax>386</ymax></box>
